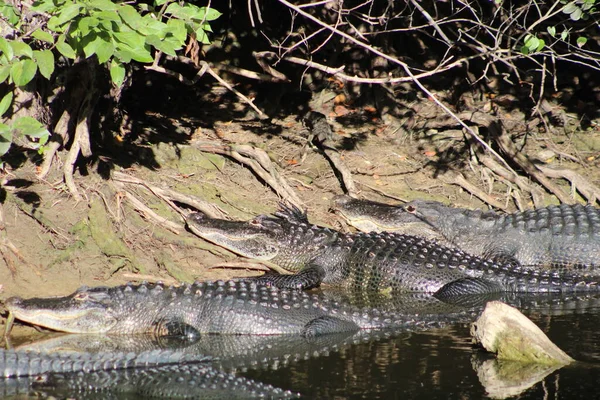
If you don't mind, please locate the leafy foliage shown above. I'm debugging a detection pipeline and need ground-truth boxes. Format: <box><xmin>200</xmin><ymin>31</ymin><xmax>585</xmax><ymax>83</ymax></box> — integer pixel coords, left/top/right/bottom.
<box><xmin>0</xmin><ymin>0</ymin><xmax>221</xmax><ymax>164</ymax></box>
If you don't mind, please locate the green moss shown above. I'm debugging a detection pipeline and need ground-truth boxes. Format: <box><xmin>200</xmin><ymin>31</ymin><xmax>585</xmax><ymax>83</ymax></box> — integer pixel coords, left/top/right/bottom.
<box><xmin>88</xmin><ymin>200</ymin><xmax>145</xmax><ymax>273</ymax></box>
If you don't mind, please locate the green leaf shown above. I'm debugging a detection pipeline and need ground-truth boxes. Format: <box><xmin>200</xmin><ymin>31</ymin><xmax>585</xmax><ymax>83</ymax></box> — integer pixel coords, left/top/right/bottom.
<box><xmin>87</xmin><ymin>0</ymin><xmax>118</xmax><ymax>11</ymax></box>
<box><xmin>76</xmin><ymin>16</ymin><xmax>100</xmax><ymax>36</ymax></box>
<box><xmin>118</xmin><ymin>4</ymin><xmax>142</xmax><ymax>30</ymax></box>
<box><xmin>139</xmin><ymin>16</ymin><xmax>168</xmax><ymax>37</ymax></box>
<box><xmin>56</xmin><ymin>36</ymin><xmax>77</xmax><ymax>59</ymax></box>
<box><xmin>520</xmin><ymin>45</ymin><xmax>530</xmax><ymax>55</ymax></box>
<box><xmin>32</xmin><ymin>29</ymin><xmax>55</xmax><ymax>44</ymax></box>
<box><xmin>146</xmin><ymin>35</ymin><xmax>179</xmax><ymax>56</ymax></box>
<box><xmin>196</xmin><ymin>28</ymin><xmax>210</xmax><ymax>45</ymax></box>
<box><xmin>577</xmin><ymin>36</ymin><xmax>588</xmax><ymax>47</ymax></box>
<box><xmin>570</xmin><ymin>8</ymin><xmax>583</xmax><ymax>20</ymax></box>
<box><xmin>113</xmin><ymin>30</ymin><xmax>145</xmax><ymax>49</ymax></box>
<box><xmin>200</xmin><ymin>7</ymin><xmax>221</xmax><ymax>21</ymax></box>
<box><xmin>10</xmin><ymin>59</ymin><xmax>38</xmax><ymax>86</ymax></box>
<box><xmin>547</xmin><ymin>26</ymin><xmax>556</xmax><ymax>37</ymax></box>
<box><xmin>110</xmin><ymin>59</ymin><xmax>125</xmax><ymax>86</ymax></box>
<box><xmin>562</xmin><ymin>2</ymin><xmax>579</xmax><ymax>14</ymax></box>
<box><xmin>0</xmin><ymin>65</ymin><xmax>10</xmax><ymax>84</ymax></box>
<box><xmin>167</xmin><ymin>18</ymin><xmax>187</xmax><ymax>44</ymax></box>
<box><xmin>0</xmin><ymin>3</ymin><xmax>20</xmax><ymax>26</ymax></box>
<box><xmin>30</xmin><ymin>0</ymin><xmax>59</xmax><ymax>13</ymax></box>
<box><xmin>0</xmin><ymin>37</ymin><xmax>13</xmax><ymax>61</ymax></box>
<box><xmin>115</xmin><ymin>44</ymin><xmax>153</xmax><ymax>63</ymax></box>
<box><xmin>164</xmin><ymin>3</ymin><xmax>183</xmax><ymax>17</ymax></box>
<box><xmin>155</xmin><ymin>0</ymin><xmax>171</xmax><ymax>6</ymax></box>
<box><xmin>0</xmin><ymin>92</ymin><xmax>13</xmax><ymax>117</ymax></box>
<box><xmin>525</xmin><ymin>36</ymin><xmax>540</xmax><ymax>52</ymax></box>
<box><xmin>33</xmin><ymin>50</ymin><xmax>55</xmax><ymax>79</ymax></box>
<box><xmin>81</xmin><ymin>32</ymin><xmax>102</xmax><ymax>58</ymax></box>
<box><xmin>95</xmin><ymin>39</ymin><xmax>115</xmax><ymax>63</ymax></box>
<box><xmin>96</xmin><ymin>10</ymin><xmax>120</xmax><ymax>22</ymax></box>
<box><xmin>10</xmin><ymin>41</ymin><xmax>34</xmax><ymax>58</ymax></box>
<box><xmin>560</xmin><ymin>30</ymin><xmax>568</xmax><ymax>41</ymax></box>
<box><xmin>55</xmin><ymin>3</ymin><xmax>83</xmax><ymax>27</ymax></box>
<box><xmin>536</xmin><ymin>38</ymin><xmax>545</xmax><ymax>52</ymax></box>
<box><xmin>0</xmin><ymin>124</ymin><xmax>13</xmax><ymax>157</ymax></box>
<box><xmin>13</xmin><ymin>117</ymin><xmax>50</xmax><ymax>140</ymax></box>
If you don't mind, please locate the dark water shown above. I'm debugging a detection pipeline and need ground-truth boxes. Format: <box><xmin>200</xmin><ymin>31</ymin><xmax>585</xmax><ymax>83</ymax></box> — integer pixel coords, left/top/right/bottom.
<box><xmin>5</xmin><ymin>296</ymin><xmax>600</xmax><ymax>399</ymax></box>
<box><xmin>244</xmin><ymin>308</ymin><xmax>600</xmax><ymax>399</ymax></box>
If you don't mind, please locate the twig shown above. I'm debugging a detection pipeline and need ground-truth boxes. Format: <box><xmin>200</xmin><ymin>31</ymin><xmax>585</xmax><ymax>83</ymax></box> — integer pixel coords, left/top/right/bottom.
<box><xmin>276</xmin><ymin>0</ymin><xmax>517</xmax><ymax>179</ymax></box>
<box><xmin>145</xmin><ymin>58</ymin><xmax>267</xmax><ymax>118</ymax></box>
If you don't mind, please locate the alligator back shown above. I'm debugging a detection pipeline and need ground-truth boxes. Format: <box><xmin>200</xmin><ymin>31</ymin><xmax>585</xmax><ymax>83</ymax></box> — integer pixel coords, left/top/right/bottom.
<box><xmin>409</xmin><ymin>202</ymin><xmax>600</xmax><ymax>270</ymax></box>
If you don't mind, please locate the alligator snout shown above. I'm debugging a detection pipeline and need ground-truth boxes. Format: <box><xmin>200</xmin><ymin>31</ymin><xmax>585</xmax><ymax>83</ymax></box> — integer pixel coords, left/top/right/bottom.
<box><xmin>5</xmin><ymin>296</ymin><xmax>23</xmax><ymax>309</ymax></box>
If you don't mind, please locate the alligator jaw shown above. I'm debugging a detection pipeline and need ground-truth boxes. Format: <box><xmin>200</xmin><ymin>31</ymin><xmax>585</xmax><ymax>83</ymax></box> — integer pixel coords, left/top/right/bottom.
<box><xmin>5</xmin><ymin>296</ymin><xmax>117</xmax><ymax>333</ymax></box>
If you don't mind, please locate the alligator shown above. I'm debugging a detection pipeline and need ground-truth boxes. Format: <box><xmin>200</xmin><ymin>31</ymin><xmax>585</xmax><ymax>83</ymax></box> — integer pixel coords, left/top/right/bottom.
<box><xmin>31</xmin><ymin>363</ymin><xmax>299</xmax><ymax>399</ymax></box>
<box><xmin>332</xmin><ymin>195</ymin><xmax>600</xmax><ymax>271</ymax></box>
<box><xmin>0</xmin><ymin>350</ymin><xmax>295</xmax><ymax>398</ymax></box>
<box><xmin>0</xmin><ymin>347</ymin><xmax>210</xmax><ymax>378</ymax></box>
<box><xmin>5</xmin><ymin>280</ymin><xmax>482</xmax><ymax>336</ymax></box>
<box><xmin>185</xmin><ymin>207</ymin><xmax>600</xmax><ymax>296</ymax></box>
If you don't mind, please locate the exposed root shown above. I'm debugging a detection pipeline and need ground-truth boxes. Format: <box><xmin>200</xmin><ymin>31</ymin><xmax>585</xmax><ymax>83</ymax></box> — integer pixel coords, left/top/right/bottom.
<box><xmin>112</xmin><ymin>171</ymin><xmax>227</xmax><ymax>219</ymax></box>
<box><xmin>193</xmin><ymin>141</ymin><xmax>304</xmax><ymax>209</ymax></box>
<box><xmin>121</xmin><ymin>272</ymin><xmax>179</xmax><ymax>285</ymax></box>
<box><xmin>111</xmin><ymin>181</ymin><xmax>182</xmax><ymax>234</ymax></box>
<box><xmin>321</xmin><ymin>148</ymin><xmax>358</xmax><ymax>197</ymax></box>
<box><xmin>491</xmin><ymin>126</ymin><xmax>574</xmax><ymax>205</ymax></box>
<box><xmin>536</xmin><ymin>165</ymin><xmax>600</xmax><ymax>205</ymax></box>
<box><xmin>63</xmin><ymin>89</ymin><xmax>96</xmax><ymax>201</ymax></box>
<box><xmin>444</xmin><ymin>171</ymin><xmax>509</xmax><ymax>211</ymax></box>
<box><xmin>37</xmin><ymin>109</ymin><xmax>70</xmax><ymax>180</ymax></box>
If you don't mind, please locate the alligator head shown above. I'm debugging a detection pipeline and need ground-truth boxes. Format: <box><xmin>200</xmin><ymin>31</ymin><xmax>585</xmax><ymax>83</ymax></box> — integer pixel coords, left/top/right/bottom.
<box><xmin>185</xmin><ymin>212</ymin><xmax>282</xmax><ymax>260</ymax></box>
<box><xmin>332</xmin><ymin>195</ymin><xmax>448</xmax><ymax>242</ymax></box>
<box><xmin>5</xmin><ymin>286</ymin><xmax>118</xmax><ymax>333</ymax></box>
<box><xmin>186</xmin><ymin>207</ymin><xmax>338</xmax><ymax>272</ymax></box>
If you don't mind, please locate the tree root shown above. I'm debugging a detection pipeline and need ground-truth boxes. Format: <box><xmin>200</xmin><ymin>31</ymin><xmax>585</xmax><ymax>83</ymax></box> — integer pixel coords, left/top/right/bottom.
<box><xmin>63</xmin><ymin>89</ymin><xmax>95</xmax><ymax>201</ymax></box>
<box><xmin>110</xmin><ymin>181</ymin><xmax>182</xmax><ymax>234</ymax></box>
<box><xmin>193</xmin><ymin>141</ymin><xmax>304</xmax><ymax>209</ymax></box>
<box><xmin>321</xmin><ymin>148</ymin><xmax>358</xmax><ymax>197</ymax></box>
<box><xmin>112</xmin><ymin>171</ymin><xmax>227</xmax><ymax>219</ymax></box>
<box><xmin>443</xmin><ymin>171</ymin><xmax>509</xmax><ymax>211</ymax></box>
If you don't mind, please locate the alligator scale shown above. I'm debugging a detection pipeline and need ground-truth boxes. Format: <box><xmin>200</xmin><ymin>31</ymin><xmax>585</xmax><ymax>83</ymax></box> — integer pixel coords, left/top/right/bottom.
<box><xmin>185</xmin><ymin>206</ymin><xmax>600</xmax><ymax>296</ymax></box>
<box><xmin>332</xmin><ymin>195</ymin><xmax>600</xmax><ymax>271</ymax></box>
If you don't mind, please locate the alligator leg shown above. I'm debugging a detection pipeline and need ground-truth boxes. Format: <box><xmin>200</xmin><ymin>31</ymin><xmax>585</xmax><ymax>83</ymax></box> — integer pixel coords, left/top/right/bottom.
<box><xmin>155</xmin><ymin>320</ymin><xmax>201</xmax><ymax>339</ymax></box>
<box><xmin>301</xmin><ymin>316</ymin><xmax>360</xmax><ymax>338</ymax></box>
<box><xmin>245</xmin><ymin>265</ymin><xmax>326</xmax><ymax>290</ymax></box>
<box><xmin>434</xmin><ymin>277</ymin><xmax>504</xmax><ymax>300</ymax></box>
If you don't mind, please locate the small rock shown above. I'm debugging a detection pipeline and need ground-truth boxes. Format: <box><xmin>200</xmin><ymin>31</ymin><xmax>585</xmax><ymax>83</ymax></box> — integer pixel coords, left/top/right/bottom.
<box><xmin>471</xmin><ymin>301</ymin><xmax>574</xmax><ymax>365</ymax></box>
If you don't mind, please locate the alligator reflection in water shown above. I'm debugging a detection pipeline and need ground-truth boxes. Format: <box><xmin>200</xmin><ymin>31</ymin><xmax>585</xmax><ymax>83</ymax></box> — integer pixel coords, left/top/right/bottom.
<box><xmin>5</xmin><ymin>292</ymin><xmax>600</xmax><ymax>399</ymax></box>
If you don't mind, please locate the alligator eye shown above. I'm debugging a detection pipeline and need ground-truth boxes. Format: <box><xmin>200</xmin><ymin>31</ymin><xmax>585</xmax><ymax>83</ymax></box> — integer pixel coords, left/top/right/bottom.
<box><xmin>73</xmin><ymin>292</ymin><xmax>89</xmax><ymax>301</ymax></box>
<box><xmin>405</xmin><ymin>205</ymin><xmax>417</xmax><ymax>213</ymax></box>
<box><xmin>249</xmin><ymin>218</ymin><xmax>262</xmax><ymax>226</ymax></box>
